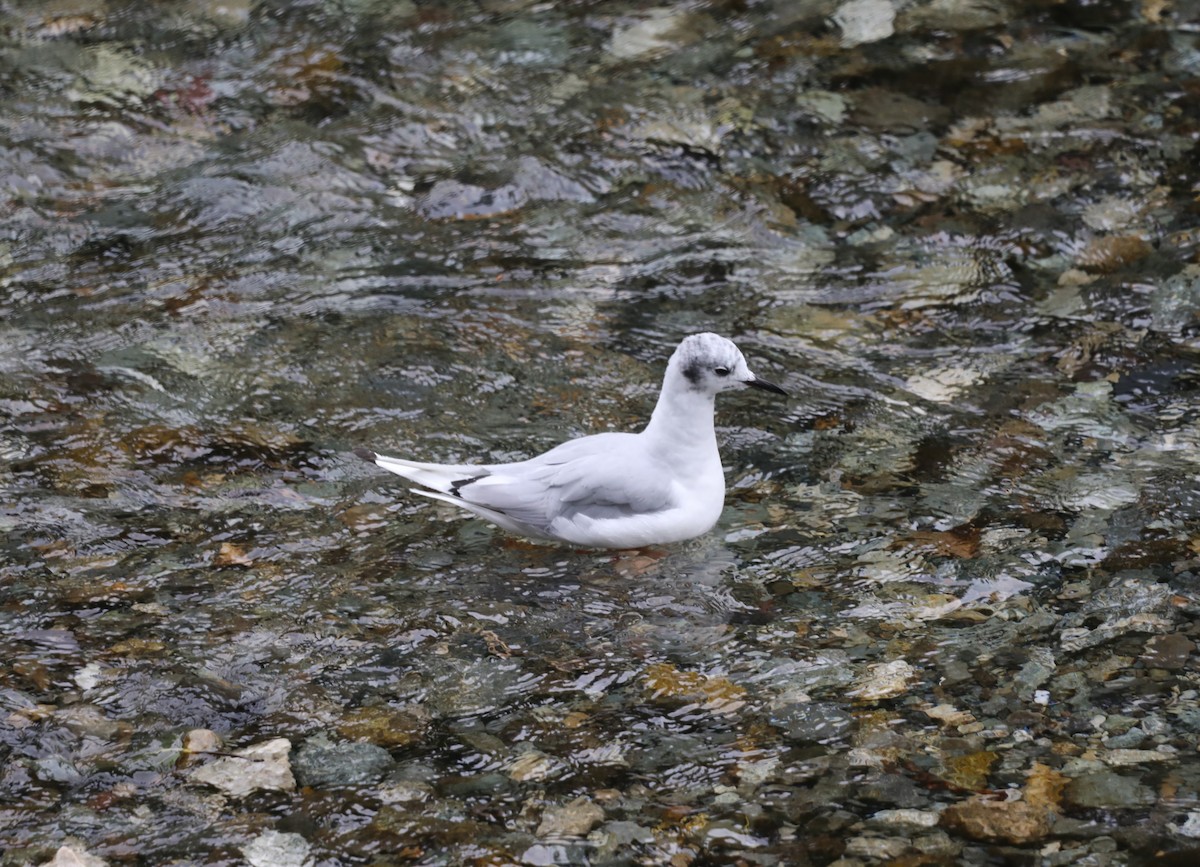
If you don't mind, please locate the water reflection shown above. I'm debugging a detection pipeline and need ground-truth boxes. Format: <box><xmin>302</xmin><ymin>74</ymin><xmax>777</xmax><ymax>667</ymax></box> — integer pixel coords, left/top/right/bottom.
<box><xmin>5</xmin><ymin>0</ymin><xmax>1200</xmax><ymax>863</ymax></box>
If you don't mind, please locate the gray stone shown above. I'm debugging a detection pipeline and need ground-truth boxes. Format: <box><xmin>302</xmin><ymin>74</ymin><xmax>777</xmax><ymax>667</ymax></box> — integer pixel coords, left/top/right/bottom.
<box><xmin>1102</xmin><ymin>715</ymin><xmax>1138</xmax><ymax>734</ymax></box>
<box><xmin>1103</xmin><ymin>726</ymin><xmax>1149</xmax><ymax>749</ymax></box>
<box><xmin>40</xmin><ymin>845</ymin><xmax>107</xmax><ymax>867</ymax></box>
<box><xmin>1065</xmin><ymin>771</ymin><xmax>1156</xmax><ymax>809</ymax></box>
<box><xmin>442</xmin><ymin>772</ymin><xmax>514</xmax><ymax>798</ymax></box>
<box><xmin>292</xmin><ymin>737</ymin><xmax>394</xmax><ymax>788</ymax></box>
<box><xmin>592</xmin><ymin>820</ymin><xmax>655</xmax><ymax>855</ymax></box>
<box><xmin>537</xmin><ymin>797</ymin><xmax>604</xmax><ymax>838</ymax></box>
<box><xmin>1014</xmin><ymin>655</ymin><xmax>1055</xmax><ymax>699</ymax></box>
<box><xmin>844</xmin><ymin>835</ymin><xmax>910</xmax><ymax>860</ymax></box>
<box><xmin>55</xmin><ymin>705</ymin><xmax>125</xmax><ymax>740</ymax></box>
<box><xmin>1175</xmin><ymin>706</ymin><xmax>1200</xmax><ymax>733</ymax></box>
<box><xmin>519</xmin><ymin>842</ymin><xmax>591</xmax><ymax>866</ymax></box>
<box><xmin>1151</xmin><ymin>265</ymin><xmax>1200</xmax><ymax>334</ymax></box>
<box><xmin>868</xmin><ymin>808</ymin><xmax>940</xmax><ymax>832</ymax></box>
<box><xmin>833</xmin><ymin>0</ymin><xmax>896</xmax><ymax>47</ymax></box>
<box><xmin>859</xmin><ymin>773</ymin><xmax>927</xmax><ymax>809</ymax></box>
<box><xmin>241</xmin><ymin>831</ymin><xmax>314</xmax><ymax>867</ymax></box>
<box><xmin>191</xmin><ymin>738</ymin><xmax>295</xmax><ymax>798</ymax></box>
<box><xmin>771</xmin><ymin>701</ymin><xmax>854</xmax><ymax>744</ymax></box>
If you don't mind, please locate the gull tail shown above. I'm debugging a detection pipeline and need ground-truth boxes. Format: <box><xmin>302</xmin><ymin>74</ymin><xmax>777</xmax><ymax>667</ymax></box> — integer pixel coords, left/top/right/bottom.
<box><xmin>352</xmin><ymin>447</ymin><xmax>487</xmax><ymax>495</ymax></box>
<box><xmin>354</xmin><ymin>446</ymin><xmax>543</xmax><ymax>539</ymax></box>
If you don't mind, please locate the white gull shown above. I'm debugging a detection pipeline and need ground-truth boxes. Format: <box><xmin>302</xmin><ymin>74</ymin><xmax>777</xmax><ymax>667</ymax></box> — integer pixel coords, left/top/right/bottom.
<box><xmin>355</xmin><ymin>332</ymin><xmax>786</xmax><ymax>548</ymax></box>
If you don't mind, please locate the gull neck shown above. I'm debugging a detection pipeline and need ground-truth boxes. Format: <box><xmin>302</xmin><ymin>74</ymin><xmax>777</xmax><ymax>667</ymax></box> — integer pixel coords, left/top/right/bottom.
<box><xmin>642</xmin><ymin>369</ymin><xmax>718</xmax><ymax>453</ymax></box>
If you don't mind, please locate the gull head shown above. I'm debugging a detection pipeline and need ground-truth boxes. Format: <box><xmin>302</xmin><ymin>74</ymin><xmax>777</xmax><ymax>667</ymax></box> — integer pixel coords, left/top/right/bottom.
<box><xmin>669</xmin><ymin>333</ymin><xmax>787</xmax><ymax>397</ymax></box>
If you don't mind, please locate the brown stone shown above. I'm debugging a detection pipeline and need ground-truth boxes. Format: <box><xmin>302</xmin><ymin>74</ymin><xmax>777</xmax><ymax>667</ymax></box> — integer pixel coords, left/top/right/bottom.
<box><xmin>337</xmin><ymin>706</ymin><xmax>428</xmax><ymax>748</ymax></box>
<box><xmin>940</xmin><ymin>797</ymin><xmax>1054</xmax><ymax>845</ymax></box>
<box><xmin>1141</xmin><ymin>633</ymin><xmax>1195</xmax><ymax>670</ymax></box>
<box><xmin>537</xmin><ymin>797</ymin><xmax>604</xmax><ymax>838</ymax></box>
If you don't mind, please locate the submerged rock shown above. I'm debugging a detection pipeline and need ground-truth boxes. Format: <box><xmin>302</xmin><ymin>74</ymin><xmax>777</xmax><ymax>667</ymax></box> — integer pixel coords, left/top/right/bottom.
<box><xmin>241</xmin><ymin>831</ymin><xmax>314</xmax><ymax>867</ymax></box>
<box><xmin>1150</xmin><ymin>265</ymin><xmax>1200</xmax><ymax>334</ymax></box>
<box><xmin>505</xmin><ymin>750</ymin><xmax>565</xmax><ymax>782</ymax></box>
<box><xmin>40</xmin><ymin>845</ymin><xmax>108</xmax><ymax>867</ymax></box>
<box><xmin>292</xmin><ymin>736</ymin><xmax>395</xmax><ymax>787</ymax></box>
<box><xmin>1065</xmin><ymin>771</ymin><xmax>1156</xmax><ymax>809</ymax></box>
<box><xmin>844</xmin><ymin>835</ymin><xmax>910</xmax><ymax>860</ymax></box>
<box><xmin>182</xmin><ymin>728</ymin><xmax>223</xmax><ymax>754</ymax></box>
<box><xmin>537</xmin><ymin>796</ymin><xmax>605</xmax><ymax>838</ymax></box>
<box><xmin>850</xmin><ymin>660</ymin><xmax>916</xmax><ymax>701</ymax></box>
<box><xmin>591</xmin><ymin>821</ymin><xmax>656</xmax><ymax>858</ymax></box>
<box><xmin>869</xmin><ymin>808</ymin><xmax>940</xmax><ymax>832</ymax></box>
<box><xmin>336</xmin><ymin>706</ymin><xmax>428</xmax><ymax>748</ymax></box>
<box><xmin>55</xmin><ymin>704</ymin><xmax>126</xmax><ymax>740</ymax></box>
<box><xmin>191</xmin><ymin>738</ymin><xmax>295</xmax><ymax>798</ymax></box>
<box><xmin>940</xmin><ymin>797</ymin><xmax>1053</xmax><ymax>845</ymax></box>
<box><xmin>178</xmin><ymin>729</ymin><xmax>223</xmax><ymax>768</ymax></box>
<box><xmin>833</xmin><ymin>0</ymin><xmax>896</xmax><ymax>47</ymax></box>
<box><xmin>770</xmin><ymin>700</ymin><xmax>854</xmax><ymax>744</ymax></box>
<box><xmin>1142</xmin><ymin>633</ymin><xmax>1195</xmax><ymax>670</ymax></box>
<box><xmin>606</xmin><ymin>8</ymin><xmax>710</xmax><ymax>61</ymax></box>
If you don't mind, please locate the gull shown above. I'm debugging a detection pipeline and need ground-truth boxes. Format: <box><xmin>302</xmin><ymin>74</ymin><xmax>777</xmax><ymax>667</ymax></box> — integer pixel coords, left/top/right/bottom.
<box><xmin>354</xmin><ymin>332</ymin><xmax>786</xmax><ymax>548</ymax></box>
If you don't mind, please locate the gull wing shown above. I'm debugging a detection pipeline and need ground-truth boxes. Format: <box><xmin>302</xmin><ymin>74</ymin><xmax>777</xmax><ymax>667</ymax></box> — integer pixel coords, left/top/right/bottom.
<box><xmin>453</xmin><ymin>432</ymin><xmax>677</xmax><ymax>533</ymax></box>
<box><xmin>354</xmin><ymin>447</ymin><xmax>485</xmax><ymax>493</ymax></box>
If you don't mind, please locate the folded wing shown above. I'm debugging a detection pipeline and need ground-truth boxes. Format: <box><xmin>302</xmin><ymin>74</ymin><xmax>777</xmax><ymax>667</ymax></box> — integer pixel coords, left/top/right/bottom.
<box><xmin>452</xmin><ymin>433</ymin><xmax>676</xmax><ymax>533</ymax></box>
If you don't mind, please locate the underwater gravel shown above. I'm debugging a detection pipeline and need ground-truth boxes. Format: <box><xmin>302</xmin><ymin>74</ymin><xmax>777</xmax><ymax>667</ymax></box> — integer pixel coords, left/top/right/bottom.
<box><xmin>2</xmin><ymin>0</ymin><xmax>1200</xmax><ymax>865</ymax></box>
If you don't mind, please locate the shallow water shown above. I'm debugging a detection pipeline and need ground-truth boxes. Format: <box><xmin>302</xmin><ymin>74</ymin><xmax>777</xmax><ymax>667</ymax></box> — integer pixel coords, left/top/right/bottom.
<box><xmin>3</xmin><ymin>0</ymin><xmax>1200</xmax><ymax>864</ymax></box>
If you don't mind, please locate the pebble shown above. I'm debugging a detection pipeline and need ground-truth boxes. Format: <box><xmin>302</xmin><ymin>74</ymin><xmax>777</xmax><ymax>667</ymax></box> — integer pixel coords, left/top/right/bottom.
<box><xmin>869</xmin><ymin>808</ymin><xmax>940</xmax><ymax>831</ymax></box>
<box><xmin>292</xmin><ymin>737</ymin><xmax>395</xmax><ymax>787</ymax></box>
<box><xmin>241</xmin><ymin>831</ymin><xmax>314</xmax><ymax>867</ymax></box>
<box><xmin>55</xmin><ymin>705</ymin><xmax>125</xmax><ymax>740</ymax></box>
<box><xmin>73</xmin><ymin>663</ymin><xmax>104</xmax><ymax>692</ymax></box>
<box><xmin>912</xmin><ymin>829</ymin><xmax>960</xmax><ymax>857</ymax></box>
<box><xmin>1150</xmin><ymin>265</ymin><xmax>1200</xmax><ymax>334</ymax></box>
<box><xmin>191</xmin><ymin>738</ymin><xmax>295</xmax><ymax>798</ymax></box>
<box><xmin>850</xmin><ymin>660</ymin><xmax>916</xmax><ymax>701</ymax></box>
<box><xmin>843</xmin><ymin>835</ymin><xmax>909</xmax><ymax>859</ymax></box>
<box><xmin>704</xmin><ymin>821</ymin><xmax>768</xmax><ymax>849</ymax></box>
<box><xmin>182</xmin><ymin>728</ymin><xmax>223</xmax><ymax>755</ymax></box>
<box><xmin>1104</xmin><ymin>726</ymin><xmax>1150</xmax><ymax>749</ymax></box>
<box><xmin>536</xmin><ymin>796</ymin><xmax>605</xmax><ymax>838</ymax></box>
<box><xmin>40</xmin><ymin>845</ymin><xmax>107</xmax><ymax>867</ymax></box>
<box><xmin>591</xmin><ymin>821</ymin><xmax>655</xmax><ymax>857</ymax></box>
<box><xmin>518</xmin><ymin>842</ymin><xmax>590</xmax><ymax>866</ymax></box>
<box><xmin>336</xmin><ymin>706</ymin><xmax>427</xmax><ymax>748</ymax></box>
<box><xmin>1065</xmin><ymin>771</ymin><xmax>1156</xmax><ymax>809</ymax></box>
<box><xmin>924</xmin><ymin>704</ymin><xmax>976</xmax><ymax>727</ymax></box>
<box><xmin>858</xmin><ymin>773</ymin><xmax>925</xmax><ymax>809</ymax></box>
<box><xmin>738</xmin><ymin>756</ymin><xmax>779</xmax><ymax>789</ymax></box>
<box><xmin>771</xmin><ymin>701</ymin><xmax>854</xmax><ymax>743</ymax></box>
<box><xmin>1141</xmin><ymin>633</ymin><xmax>1195</xmax><ymax>670</ymax></box>
<box><xmin>940</xmin><ymin>797</ymin><xmax>1053</xmax><ymax>845</ymax></box>
<box><xmin>1177</xmin><ymin>812</ymin><xmax>1200</xmax><ymax>838</ymax></box>
<box><xmin>506</xmin><ymin>750</ymin><xmax>563</xmax><ymax>782</ymax></box>
<box><xmin>606</xmin><ymin>8</ymin><xmax>704</xmax><ymax>61</ymax></box>
<box><xmin>1015</xmin><ymin>654</ymin><xmax>1056</xmax><ymax>698</ymax></box>
<box><xmin>833</xmin><ymin>0</ymin><xmax>896</xmax><ymax>47</ymax></box>
<box><xmin>377</xmin><ymin>781</ymin><xmax>432</xmax><ymax>804</ymax></box>
<box><xmin>1101</xmin><ymin>748</ymin><xmax>1173</xmax><ymax>766</ymax></box>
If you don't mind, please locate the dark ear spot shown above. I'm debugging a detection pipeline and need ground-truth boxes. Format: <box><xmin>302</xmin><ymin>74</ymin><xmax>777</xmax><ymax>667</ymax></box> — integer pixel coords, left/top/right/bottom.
<box><xmin>682</xmin><ymin>361</ymin><xmax>703</xmax><ymax>385</ymax></box>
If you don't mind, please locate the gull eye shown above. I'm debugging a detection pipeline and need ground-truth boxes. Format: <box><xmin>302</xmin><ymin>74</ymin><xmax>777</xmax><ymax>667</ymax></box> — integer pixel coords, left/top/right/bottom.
<box><xmin>714</xmin><ymin>366</ymin><xmax>730</xmax><ymax>377</ymax></box>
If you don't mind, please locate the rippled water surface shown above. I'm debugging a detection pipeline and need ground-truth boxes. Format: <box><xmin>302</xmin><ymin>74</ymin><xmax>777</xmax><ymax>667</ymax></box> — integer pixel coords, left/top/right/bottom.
<box><xmin>4</xmin><ymin>0</ymin><xmax>1200</xmax><ymax>864</ymax></box>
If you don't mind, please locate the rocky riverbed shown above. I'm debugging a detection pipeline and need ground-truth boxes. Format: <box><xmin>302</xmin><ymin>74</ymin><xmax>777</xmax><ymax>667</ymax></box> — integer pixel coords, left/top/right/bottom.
<box><xmin>3</xmin><ymin>0</ymin><xmax>1200</xmax><ymax>864</ymax></box>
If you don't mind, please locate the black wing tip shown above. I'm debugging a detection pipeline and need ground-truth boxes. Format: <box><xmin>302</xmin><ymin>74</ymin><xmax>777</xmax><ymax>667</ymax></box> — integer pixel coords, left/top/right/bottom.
<box><xmin>352</xmin><ymin>447</ymin><xmax>378</xmax><ymax>463</ymax></box>
<box><xmin>449</xmin><ymin>474</ymin><xmax>486</xmax><ymax>497</ymax></box>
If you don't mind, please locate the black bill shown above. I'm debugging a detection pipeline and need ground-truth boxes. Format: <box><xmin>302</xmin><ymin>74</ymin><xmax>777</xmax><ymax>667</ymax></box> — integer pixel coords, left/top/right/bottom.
<box><xmin>745</xmin><ymin>376</ymin><xmax>787</xmax><ymax>395</ymax></box>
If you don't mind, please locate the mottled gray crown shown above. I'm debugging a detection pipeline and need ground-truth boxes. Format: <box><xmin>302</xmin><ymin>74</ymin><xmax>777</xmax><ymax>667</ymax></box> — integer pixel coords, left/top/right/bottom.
<box><xmin>672</xmin><ymin>332</ymin><xmax>746</xmax><ymax>386</ymax></box>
